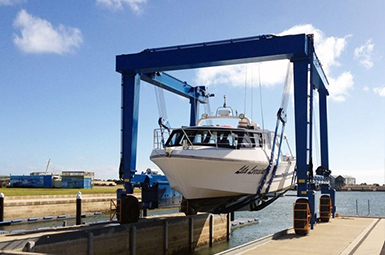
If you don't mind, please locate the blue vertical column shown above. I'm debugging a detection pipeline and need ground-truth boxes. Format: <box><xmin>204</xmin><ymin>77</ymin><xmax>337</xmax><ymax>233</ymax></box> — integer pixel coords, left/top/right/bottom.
<box><xmin>190</xmin><ymin>97</ymin><xmax>198</xmax><ymax>127</ymax></box>
<box><xmin>293</xmin><ymin>59</ymin><xmax>309</xmax><ymax>197</ymax></box>
<box><xmin>121</xmin><ymin>74</ymin><xmax>141</xmax><ymax>193</ymax></box>
<box><xmin>318</xmin><ymin>88</ymin><xmax>329</xmax><ymax>170</ymax></box>
<box><xmin>319</xmin><ymin>88</ymin><xmax>336</xmax><ymax>216</ymax></box>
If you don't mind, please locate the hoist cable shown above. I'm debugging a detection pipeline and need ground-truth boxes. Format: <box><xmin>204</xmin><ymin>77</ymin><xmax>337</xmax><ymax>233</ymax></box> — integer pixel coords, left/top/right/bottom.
<box><xmin>244</xmin><ymin>65</ymin><xmax>248</xmax><ymax>115</ymax></box>
<box><xmin>251</xmin><ymin>65</ymin><xmax>254</xmax><ymax>120</ymax></box>
<box><xmin>256</xmin><ymin>61</ymin><xmax>293</xmax><ymax>196</ymax></box>
<box><xmin>258</xmin><ymin>64</ymin><xmax>265</xmax><ymax>132</ymax></box>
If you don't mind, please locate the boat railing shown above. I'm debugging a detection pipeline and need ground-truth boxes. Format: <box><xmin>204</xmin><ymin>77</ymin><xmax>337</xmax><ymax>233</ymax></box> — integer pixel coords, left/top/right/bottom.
<box><xmin>153</xmin><ymin>128</ymin><xmax>172</xmax><ymax>149</ymax></box>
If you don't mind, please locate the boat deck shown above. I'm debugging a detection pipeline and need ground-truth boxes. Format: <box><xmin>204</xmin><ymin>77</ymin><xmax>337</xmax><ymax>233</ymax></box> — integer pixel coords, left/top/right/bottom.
<box><xmin>218</xmin><ymin>216</ymin><xmax>385</xmax><ymax>255</ymax></box>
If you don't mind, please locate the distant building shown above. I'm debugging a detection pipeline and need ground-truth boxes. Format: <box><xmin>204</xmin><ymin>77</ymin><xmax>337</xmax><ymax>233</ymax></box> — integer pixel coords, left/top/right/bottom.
<box><xmin>9</xmin><ymin>171</ymin><xmax>95</xmax><ymax>189</ymax></box>
<box><xmin>61</xmin><ymin>171</ymin><xmax>94</xmax><ymax>189</ymax></box>
<box><xmin>333</xmin><ymin>175</ymin><xmax>356</xmax><ymax>189</ymax></box>
<box><xmin>10</xmin><ymin>175</ymin><xmax>53</xmax><ymax>188</ymax></box>
<box><xmin>343</xmin><ymin>175</ymin><xmax>356</xmax><ymax>185</ymax></box>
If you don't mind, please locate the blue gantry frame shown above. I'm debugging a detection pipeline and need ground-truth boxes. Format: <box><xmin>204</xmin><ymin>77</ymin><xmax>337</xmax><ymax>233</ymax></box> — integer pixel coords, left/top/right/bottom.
<box><xmin>116</xmin><ymin>34</ymin><xmax>335</xmax><ymax>227</ymax></box>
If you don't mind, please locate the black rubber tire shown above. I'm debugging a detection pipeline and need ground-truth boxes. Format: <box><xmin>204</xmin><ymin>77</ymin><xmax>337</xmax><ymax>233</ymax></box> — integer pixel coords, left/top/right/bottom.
<box><xmin>319</xmin><ymin>195</ymin><xmax>331</xmax><ymax>223</ymax></box>
<box><xmin>120</xmin><ymin>195</ymin><xmax>140</xmax><ymax>224</ymax></box>
<box><xmin>294</xmin><ymin>198</ymin><xmax>310</xmax><ymax>236</ymax></box>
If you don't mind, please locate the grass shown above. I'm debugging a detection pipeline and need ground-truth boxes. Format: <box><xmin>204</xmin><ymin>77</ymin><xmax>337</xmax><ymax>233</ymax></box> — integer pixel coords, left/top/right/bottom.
<box><xmin>0</xmin><ymin>185</ymin><xmax>128</xmax><ymax>196</ymax></box>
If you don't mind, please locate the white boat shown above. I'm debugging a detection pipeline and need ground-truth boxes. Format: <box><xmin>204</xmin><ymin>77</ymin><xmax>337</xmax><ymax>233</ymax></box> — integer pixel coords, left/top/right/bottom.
<box><xmin>150</xmin><ymin>104</ymin><xmax>296</xmax><ymax>214</ymax></box>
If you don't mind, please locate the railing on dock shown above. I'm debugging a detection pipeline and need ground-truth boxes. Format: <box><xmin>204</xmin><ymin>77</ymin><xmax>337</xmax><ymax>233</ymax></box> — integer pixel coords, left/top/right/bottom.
<box><xmin>356</xmin><ymin>199</ymin><xmax>370</xmax><ymax>217</ymax></box>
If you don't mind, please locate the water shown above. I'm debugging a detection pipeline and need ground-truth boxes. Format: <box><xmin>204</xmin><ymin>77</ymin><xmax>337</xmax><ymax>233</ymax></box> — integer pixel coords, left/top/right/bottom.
<box><xmin>335</xmin><ymin>191</ymin><xmax>385</xmax><ymax>217</ymax></box>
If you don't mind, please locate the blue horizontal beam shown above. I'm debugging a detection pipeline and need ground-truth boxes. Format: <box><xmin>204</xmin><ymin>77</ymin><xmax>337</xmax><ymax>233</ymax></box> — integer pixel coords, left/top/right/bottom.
<box><xmin>116</xmin><ymin>34</ymin><xmax>309</xmax><ymax>74</ymax></box>
<box><xmin>141</xmin><ymin>72</ymin><xmax>208</xmax><ymax>103</ymax></box>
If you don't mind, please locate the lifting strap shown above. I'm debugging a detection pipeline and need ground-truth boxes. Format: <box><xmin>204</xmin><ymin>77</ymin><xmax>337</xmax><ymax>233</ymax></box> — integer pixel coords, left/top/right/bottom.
<box><xmin>256</xmin><ymin>62</ymin><xmax>293</xmax><ymax>196</ymax></box>
<box><xmin>154</xmin><ymin>86</ymin><xmax>171</xmax><ymax>147</ymax></box>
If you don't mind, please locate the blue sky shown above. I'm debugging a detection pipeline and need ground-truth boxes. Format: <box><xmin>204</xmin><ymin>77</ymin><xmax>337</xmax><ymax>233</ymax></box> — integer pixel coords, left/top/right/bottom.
<box><xmin>0</xmin><ymin>0</ymin><xmax>384</xmax><ymax>184</ymax></box>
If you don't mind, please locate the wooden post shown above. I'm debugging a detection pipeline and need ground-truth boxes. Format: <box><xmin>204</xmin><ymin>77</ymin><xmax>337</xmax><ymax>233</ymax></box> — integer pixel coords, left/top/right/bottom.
<box><xmin>76</xmin><ymin>192</ymin><xmax>82</xmax><ymax>225</ymax></box>
<box><xmin>227</xmin><ymin>213</ymin><xmax>231</xmax><ymax>241</ymax></box>
<box><xmin>0</xmin><ymin>193</ymin><xmax>4</xmax><ymax>222</ymax></box>
<box><xmin>163</xmin><ymin>221</ymin><xmax>168</xmax><ymax>255</ymax></box>
<box><xmin>189</xmin><ymin>217</ymin><xmax>194</xmax><ymax>252</ymax></box>
<box><xmin>130</xmin><ymin>226</ymin><xmax>136</xmax><ymax>255</ymax></box>
<box><xmin>88</xmin><ymin>232</ymin><xmax>94</xmax><ymax>255</ymax></box>
<box><xmin>209</xmin><ymin>214</ymin><xmax>213</xmax><ymax>247</ymax></box>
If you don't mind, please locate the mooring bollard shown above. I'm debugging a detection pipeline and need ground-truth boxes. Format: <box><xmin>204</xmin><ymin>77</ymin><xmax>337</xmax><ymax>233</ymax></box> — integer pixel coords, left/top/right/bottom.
<box><xmin>76</xmin><ymin>191</ymin><xmax>82</xmax><ymax>225</ymax></box>
<box><xmin>0</xmin><ymin>193</ymin><xmax>4</xmax><ymax>222</ymax></box>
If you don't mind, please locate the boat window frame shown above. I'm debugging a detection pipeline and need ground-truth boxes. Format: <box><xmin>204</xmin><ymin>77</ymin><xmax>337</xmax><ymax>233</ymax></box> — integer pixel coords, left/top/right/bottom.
<box><xmin>164</xmin><ymin>128</ymin><xmax>267</xmax><ymax>149</ymax></box>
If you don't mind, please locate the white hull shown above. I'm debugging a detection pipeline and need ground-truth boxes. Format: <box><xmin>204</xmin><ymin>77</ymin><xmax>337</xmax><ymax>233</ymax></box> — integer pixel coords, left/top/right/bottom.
<box><xmin>151</xmin><ymin>146</ymin><xmax>295</xmax><ymax>200</ymax></box>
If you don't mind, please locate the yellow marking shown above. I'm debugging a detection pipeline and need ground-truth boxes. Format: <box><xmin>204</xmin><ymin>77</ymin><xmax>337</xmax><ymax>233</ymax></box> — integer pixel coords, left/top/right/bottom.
<box><xmin>298</xmin><ymin>179</ymin><xmax>305</xmax><ymax>183</ymax></box>
<box><xmin>124</xmin><ymin>179</ymin><xmax>130</xmax><ymax>182</ymax></box>
<box><xmin>301</xmin><ymin>191</ymin><xmax>307</xmax><ymax>195</ymax></box>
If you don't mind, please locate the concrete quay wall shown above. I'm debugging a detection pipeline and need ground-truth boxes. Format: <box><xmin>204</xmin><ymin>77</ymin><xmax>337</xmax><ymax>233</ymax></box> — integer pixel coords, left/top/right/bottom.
<box><xmin>0</xmin><ymin>213</ymin><xmax>231</xmax><ymax>255</ymax></box>
<box><xmin>3</xmin><ymin>194</ymin><xmax>120</xmax><ymax>220</ymax></box>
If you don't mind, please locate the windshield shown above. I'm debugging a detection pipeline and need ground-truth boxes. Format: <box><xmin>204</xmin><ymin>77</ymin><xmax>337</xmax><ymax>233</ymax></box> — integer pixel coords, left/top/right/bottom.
<box><xmin>165</xmin><ymin>128</ymin><xmax>266</xmax><ymax>149</ymax></box>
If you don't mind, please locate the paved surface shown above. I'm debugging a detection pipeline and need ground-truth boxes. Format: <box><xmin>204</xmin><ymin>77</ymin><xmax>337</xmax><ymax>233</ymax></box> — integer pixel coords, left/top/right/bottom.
<box><xmin>218</xmin><ymin>217</ymin><xmax>385</xmax><ymax>255</ymax></box>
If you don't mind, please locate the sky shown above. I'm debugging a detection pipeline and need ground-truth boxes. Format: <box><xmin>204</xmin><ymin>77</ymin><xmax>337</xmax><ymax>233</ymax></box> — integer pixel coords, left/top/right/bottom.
<box><xmin>0</xmin><ymin>0</ymin><xmax>384</xmax><ymax>185</ymax></box>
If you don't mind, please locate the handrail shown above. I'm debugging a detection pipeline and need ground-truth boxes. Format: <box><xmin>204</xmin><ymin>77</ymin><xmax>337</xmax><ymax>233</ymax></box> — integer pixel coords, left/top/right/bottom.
<box><xmin>196</xmin><ymin>115</ymin><xmax>253</xmax><ymax>127</ymax></box>
<box><xmin>356</xmin><ymin>199</ymin><xmax>370</xmax><ymax>216</ymax></box>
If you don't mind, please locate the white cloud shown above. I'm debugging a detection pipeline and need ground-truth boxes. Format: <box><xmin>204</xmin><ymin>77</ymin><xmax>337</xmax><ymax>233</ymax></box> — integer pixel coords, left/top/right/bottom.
<box><xmin>279</xmin><ymin>24</ymin><xmax>350</xmax><ymax>76</ymax></box>
<box><xmin>363</xmin><ymin>86</ymin><xmax>369</xmax><ymax>91</ymax></box>
<box><xmin>195</xmin><ymin>60</ymin><xmax>289</xmax><ymax>88</ymax></box>
<box><xmin>13</xmin><ymin>9</ymin><xmax>83</xmax><ymax>54</ymax></box>
<box><xmin>373</xmin><ymin>87</ymin><xmax>385</xmax><ymax>97</ymax></box>
<box><xmin>0</xmin><ymin>0</ymin><xmax>24</xmax><ymax>6</ymax></box>
<box><xmin>327</xmin><ymin>72</ymin><xmax>354</xmax><ymax>102</ymax></box>
<box><xmin>354</xmin><ymin>39</ymin><xmax>374</xmax><ymax>69</ymax></box>
<box><xmin>96</xmin><ymin>0</ymin><xmax>147</xmax><ymax>14</ymax></box>
<box><xmin>194</xmin><ymin>24</ymin><xmax>353</xmax><ymax>102</ymax></box>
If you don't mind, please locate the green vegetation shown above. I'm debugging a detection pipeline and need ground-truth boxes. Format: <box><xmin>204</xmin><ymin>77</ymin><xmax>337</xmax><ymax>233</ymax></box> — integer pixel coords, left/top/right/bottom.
<box><xmin>0</xmin><ymin>185</ymin><xmax>125</xmax><ymax>196</ymax></box>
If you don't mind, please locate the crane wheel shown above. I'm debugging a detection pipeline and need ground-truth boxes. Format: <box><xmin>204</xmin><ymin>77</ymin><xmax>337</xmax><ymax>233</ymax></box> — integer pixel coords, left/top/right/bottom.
<box><xmin>293</xmin><ymin>198</ymin><xmax>310</xmax><ymax>235</ymax></box>
<box><xmin>120</xmin><ymin>195</ymin><xmax>140</xmax><ymax>224</ymax></box>
<box><xmin>319</xmin><ymin>195</ymin><xmax>332</xmax><ymax>223</ymax></box>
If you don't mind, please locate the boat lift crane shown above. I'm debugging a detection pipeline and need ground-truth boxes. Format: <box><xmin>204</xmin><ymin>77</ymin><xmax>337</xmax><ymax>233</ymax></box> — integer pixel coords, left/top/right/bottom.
<box><xmin>115</xmin><ymin>34</ymin><xmax>336</xmax><ymax>234</ymax></box>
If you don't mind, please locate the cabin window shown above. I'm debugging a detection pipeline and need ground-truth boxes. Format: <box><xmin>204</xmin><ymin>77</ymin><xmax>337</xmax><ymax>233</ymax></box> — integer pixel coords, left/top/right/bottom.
<box><xmin>166</xmin><ymin>129</ymin><xmax>237</xmax><ymax>148</ymax></box>
<box><xmin>165</xmin><ymin>129</ymin><xmax>267</xmax><ymax>149</ymax></box>
<box><xmin>253</xmin><ymin>133</ymin><xmax>263</xmax><ymax>147</ymax></box>
<box><xmin>238</xmin><ymin>132</ymin><xmax>253</xmax><ymax>148</ymax></box>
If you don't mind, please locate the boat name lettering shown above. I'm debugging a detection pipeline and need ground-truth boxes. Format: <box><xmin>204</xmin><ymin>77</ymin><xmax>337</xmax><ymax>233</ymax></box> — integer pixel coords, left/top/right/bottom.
<box><xmin>235</xmin><ymin>165</ymin><xmax>264</xmax><ymax>175</ymax></box>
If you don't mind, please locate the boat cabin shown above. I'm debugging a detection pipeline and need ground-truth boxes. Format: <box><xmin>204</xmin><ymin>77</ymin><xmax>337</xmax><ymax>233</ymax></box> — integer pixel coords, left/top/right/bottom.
<box><xmin>165</xmin><ymin>127</ymin><xmax>272</xmax><ymax>149</ymax></box>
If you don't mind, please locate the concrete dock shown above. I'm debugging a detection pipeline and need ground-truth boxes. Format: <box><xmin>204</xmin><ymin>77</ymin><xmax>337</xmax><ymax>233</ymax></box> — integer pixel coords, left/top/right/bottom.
<box><xmin>218</xmin><ymin>216</ymin><xmax>385</xmax><ymax>255</ymax></box>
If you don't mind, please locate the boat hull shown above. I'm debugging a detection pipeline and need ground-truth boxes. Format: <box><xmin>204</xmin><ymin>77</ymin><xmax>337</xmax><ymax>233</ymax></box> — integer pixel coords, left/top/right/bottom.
<box><xmin>150</xmin><ymin>149</ymin><xmax>295</xmax><ymax>201</ymax></box>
